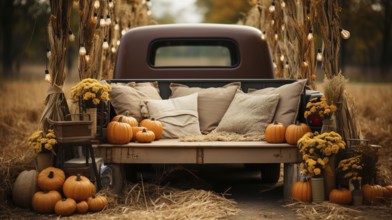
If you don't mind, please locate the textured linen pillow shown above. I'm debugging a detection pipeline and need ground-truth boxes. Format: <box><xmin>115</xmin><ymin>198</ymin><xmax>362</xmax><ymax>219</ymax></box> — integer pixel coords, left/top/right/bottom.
<box><xmin>143</xmin><ymin>93</ymin><xmax>202</xmax><ymax>139</ymax></box>
<box><xmin>248</xmin><ymin>79</ymin><xmax>307</xmax><ymax>127</ymax></box>
<box><xmin>107</xmin><ymin>81</ymin><xmax>161</xmax><ymax>122</ymax></box>
<box><xmin>170</xmin><ymin>82</ymin><xmax>241</xmax><ymax>133</ymax></box>
<box><xmin>214</xmin><ymin>92</ymin><xmax>280</xmax><ymax>136</ymax></box>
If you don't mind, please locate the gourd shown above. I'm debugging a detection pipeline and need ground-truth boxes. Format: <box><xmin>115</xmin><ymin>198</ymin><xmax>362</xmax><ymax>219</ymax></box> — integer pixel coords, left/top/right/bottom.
<box><xmin>136</xmin><ymin>128</ymin><xmax>155</xmax><ymax>143</ymax></box>
<box><xmin>76</xmin><ymin>201</ymin><xmax>89</xmax><ymax>214</ymax></box>
<box><xmin>285</xmin><ymin>122</ymin><xmax>311</xmax><ymax>145</ymax></box>
<box><xmin>32</xmin><ymin>190</ymin><xmax>62</xmax><ymax>214</ymax></box>
<box><xmin>63</xmin><ymin>174</ymin><xmax>96</xmax><ymax>202</ymax></box>
<box><xmin>362</xmin><ymin>184</ymin><xmax>383</xmax><ymax>203</ymax></box>
<box><xmin>291</xmin><ymin>179</ymin><xmax>312</xmax><ymax>202</ymax></box>
<box><xmin>265</xmin><ymin>121</ymin><xmax>286</xmax><ymax>143</ymax></box>
<box><xmin>131</xmin><ymin>125</ymin><xmax>146</xmax><ymax>141</ymax></box>
<box><xmin>107</xmin><ymin>116</ymin><xmax>133</xmax><ymax>144</ymax></box>
<box><xmin>112</xmin><ymin>111</ymin><xmax>138</xmax><ymax>127</ymax></box>
<box><xmin>55</xmin><ymin>198</ymin><xmax>77</xmax><ymax>216</ymax></box>
<box><xmin>37</xmin><ymin>166</ymin><xmax>65</xmax><ymax>191</ymax></box>
<box><xmin>140</xmin><ymin>118</ymin><xmax>163</xmax><ymax>140</ymax></box>
<box><xmin>329</xmin><ymin>188</ymin><xmax>352</xmax><ymax>205</ymax></box>
<box><xmin>12</xmin><ymin>169</ymin><xmax>39</xmax><ymax>209</ymax></box>
<box><xmin>87</xmin><ymin>195</ymin><xmax>108</xmax><ymax>212</ymax></box>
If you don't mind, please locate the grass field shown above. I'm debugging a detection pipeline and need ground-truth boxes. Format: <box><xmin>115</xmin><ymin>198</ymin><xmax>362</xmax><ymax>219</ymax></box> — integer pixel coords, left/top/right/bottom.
<box><xmin>0</xmin><ymin>65</ymin><xmax>391</xmax><ymax>217</ymax></box>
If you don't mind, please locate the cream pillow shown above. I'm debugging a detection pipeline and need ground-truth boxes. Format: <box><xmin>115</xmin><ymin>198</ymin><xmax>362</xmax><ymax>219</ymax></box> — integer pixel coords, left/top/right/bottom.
<box><xmin>248</xmin><ymin>79</ymin><xmax>307</xmax><ymax>127</ymax></box>
<box><xmin>170</xmin><ymin>82</ymin><xmax>241</xmax><ymax>133</ymax></box>
<box><xmin>143</xmin><ymin>93</ymin><xmax>202</xmax><ymax>139</ymax></box>
<box><xmin>107</xmin><ymin>81</ymin><xmax>161</xmax><ymax>122</ymax></box>
<box><xmin>214</xmin><ymin>92</ymin><xmax>280</xmax><ymax>136</ymax></box>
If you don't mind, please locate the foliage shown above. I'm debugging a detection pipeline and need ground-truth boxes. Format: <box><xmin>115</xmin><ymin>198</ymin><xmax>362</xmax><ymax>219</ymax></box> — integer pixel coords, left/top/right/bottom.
<box><xmin>27</xmin><ymin>129</ymin><xmax>57</xmax><ymax>154</ymax></box>
<box><xmin>196</xmin><ymin>0</ymin><xmax>253</xmax><ymax>23</ymax></box>
<box><xmin>304</xmin><ymin>96</ymin><xmax>337</xmax><ymax>120</ymax></box>
<box><xmin>70</xmin><ymin>78</ymin><xmax>111</xmax><ymax>108</ymax></box>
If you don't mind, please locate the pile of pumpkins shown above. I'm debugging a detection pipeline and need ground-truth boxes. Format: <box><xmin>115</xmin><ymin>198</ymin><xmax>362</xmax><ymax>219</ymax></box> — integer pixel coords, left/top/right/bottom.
<box><xmin>12</xmin><ymin>167</ymin><xmax>107</xmax><ymax>216</ymax></box>
<box><xmin>291</xmin><ymin>179</ymin><xmax>392</xmax><ymax>205</ymax></box>
<box><xmin>265</xmin><ymin>121</ymin><xmax>311</xmax><ymax>145</ymax></box>
<box><xmin>107</xmin><ymin>113</ymin><xmax>163</xmax><ymax>144</ymax></box>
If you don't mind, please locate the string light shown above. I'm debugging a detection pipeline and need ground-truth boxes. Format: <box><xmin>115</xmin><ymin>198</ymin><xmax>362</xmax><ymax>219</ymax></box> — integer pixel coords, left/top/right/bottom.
<box><xmin>121</xmin><ymin>29</ymin><xmax>127</xmax><ymax>36</ymax></box>
<box><xmin>316</xmin><ymin>49</ymin><xmax>323</xmax><ymax>61</ymax></box>
<box><xmin>116</xmin><ymin>40</ymin><xmax>120</xmax><ymax>46</ymax></box>
<box><xmin>45</xmin><ymin>69</ymin><xmax>51</xmax><ymax>82</ymax></box>
<box><xmin>340</xmin><ymin>28</ymin><xmax>351</xmax><ymax>39</ymax></box>
<box><xmin>111</xmin><ymin>46</ymin><xmax>116</xmax><ymax>53</ymax></box>
<box><xmin>146</xmin><ymin>0</ymin><xmax>152</xmax><ymax>7</ymax></box>
<box><xmin>307</xmin><ymin>28</ymin><xmax>313</xmax><ymax>41</ymax></box>
<box><xmin>114</xmin><ymin>22</ymin><xmax>120</xmax><ymax>30</ymax></box>
<box><xmin>46</xmin><ymin>48</ymin><xmax>51</xmax><ymax>59</ymax></box>
<box><xmin>100</xmin><ymin>16</ymin><xmax>106</xmax><ymax>27</ymax></box>
<box><xmin>147</xmin><ymin>10</ymin><xmax>152</xmax><ymax>16</ymax></box>
<box><xmin>261</xmin><ymin>31</ymin><xmax>266</xmax><ymax>40</ymax></box>
<box><xmin>85</xmin><ymin>55</ymin><xmax>90</xmax><ymax>62</ymax></box>
<box><xmin>280</xmin><ymin>54</ymin><xmax>285</xmax><ymax>62</ymax></box>
<box><xmin>303</xmin><ymin>60</ymin><xmax>309</xmax><ymax>67</ymax></box>
<box><xmin>285</xmin><ymin>61</ymin><xmax>289</xmax><ymax>69</ymax></box>
<box><xmin>68</xmin><ymin>30</ymin><xmax>75</xmax><ymax>42</ymax></box>
<box><xmin>108</xmin><ymin>0</ymin><xmax>114</xmax><ymax>8</ymax></box>
<box><xmin>281</xmin><ymin>1</ymin><xmax>286</xmax><ymax>8</ymax></box>
<box><xmin>271</xmin><ymin>19</ymin><xmax>275</xmax><ymax>25</ymax></box>
<box><xmin>269</xmin><ymin>1</ymin><xmax>276</xmax><ymax>12</ymax></box>
<box><xmin>281</xmin><ymin>25</ymin><xmax>285</xmax><ymax>31</ymax></box>
<box><xmin>94</xmin><ymin>0</ymin><xmax>100</xmax><ymax>9</ymax></box>
<box><xmin>273</xmin><ymin>61</ymin><xmax>277</xmax><ymax>69</ymax></box>
<box><xmin>102</xmin><ymin>39</ymin><xmax>109</xmax><ymax>50</ymax></box>
<box><xmin>274</xmin><ymin>32</ymin><xmax>278</xmax><ymax>40</ymax></box>
<box><xmin>106</xmin><ymin>15</ymin><xmax>111</xmax><ymax>26</ymax></box>
<box><xmin>79</xmin><ymin>46</ymin><xmax>87</xmax><ymax>56</ymax></box>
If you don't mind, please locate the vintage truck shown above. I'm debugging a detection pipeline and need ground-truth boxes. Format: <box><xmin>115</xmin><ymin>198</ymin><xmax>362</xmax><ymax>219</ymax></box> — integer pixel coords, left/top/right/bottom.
<box><xmin>93</xmin><ymin>23</ymin><xmax>317</xmax><ymax>199</ymax></box>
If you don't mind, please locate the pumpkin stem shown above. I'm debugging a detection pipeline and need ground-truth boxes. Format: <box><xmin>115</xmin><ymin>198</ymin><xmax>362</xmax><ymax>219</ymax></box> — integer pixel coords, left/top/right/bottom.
<box><xmin>48</xmin><ymin>171</ymin><xmax>54</xmax><ymax>179</ymax></box>
<box><xmin>76</xmin><ymin>174</ymin><xmax>82</xmax><ymax>181</ymax></box>
<box><xmin>273</xmin><ymin>121</ymin><xmax>279</xmax><ymax>125</ymax></box>
<box><xmin>151</xmin><ymin>118</ymin><xmax>155</xmax><ymax>121</ymax></box>
<box><xmin>125</xmin><ymin>111</ymin><xmax>130</xmax><ymax>116</ymax></box>
<box><xmin>118</xmin><ymin>116</ymin><xmax>123</xmax><ymax>123</ymax></box>
<box><xmin>142</xmin><ymin>128</ymin><xmax>147</xmax><ymax>133</ymax></box>
<box><xmin>295</xmin><ymin>120</ymin><xmax>301</xmax><ymax>125</ymax></box>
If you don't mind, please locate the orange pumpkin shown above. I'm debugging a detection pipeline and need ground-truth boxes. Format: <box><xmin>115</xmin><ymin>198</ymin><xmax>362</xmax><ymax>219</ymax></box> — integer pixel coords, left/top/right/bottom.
<box><xmin>131</xmin><ymin>125</ymin><xmax>146</xmax><ymax>141</ymax></box>
<box><xmin>140</xmin><ymin>118</ymin><xmax>163</xmax><ymax>140</ymax></box>
<box><xmin>265</xmin><ymin>121</ymin><xmax>286</xmax><ymax>143</ymax></box>
<box><xmin>76</xmin><ymin>201</ymin><xmax>89</xmax><ymax>214</ymax></box>
<box><xmin>87</xmin><ymin>195</ymin><xmax>108</xmax><ymax>212</ymax></box>
<box><xmin>329</xmin><ymin>188</ymin><xmax>352</xmax><ymax>205</ymax></box>
<box><xmin>112</xmin><ymin>111</ymin><xmax>138</xmax><ymax>127</ymax></box>
<box><xmin>63</xmin><ymin>174</ymin><xmax>96</xmax><ymax>202</ymax></box>
<box><xmin>285</xmin><ymin>122</ymin><xmax>311</xmax><ymax>145</ymax></box>
<box><xmin>382</xmin><ymin>185</ymin><xmax>392</xmax><ymax>198</ymax></box>
<box><xmin>291</xmin><ymin>179</ymin><xmax>312</xmax><ymax>202</ymax></box>
<box><xmin>55</xmin><ymin>198</ymin><xmax>77</xmax><ymax>216</ymax></box>
<box><xmin>362</xmin><ymin>184</ymin><xmax>383</xmax><ymax>203</ymax></box>
<box><xmin>37</xmin><ymin>166</ymin><xmax>65</xmax><ymax>191</ymax></box>
<box><xmin>107</xmin><ymin>116</ymin><xmax>133</xmax><ymax>144</ymax></box>
<box><xmin>136</xmin><ymin>128</ymin><xmax>155</xmax><ymax>143</ymax></box>
<box><xmin>32</xmin><ymin>190</ymin><xmax>62</xmax><ymax>214</ymax></box>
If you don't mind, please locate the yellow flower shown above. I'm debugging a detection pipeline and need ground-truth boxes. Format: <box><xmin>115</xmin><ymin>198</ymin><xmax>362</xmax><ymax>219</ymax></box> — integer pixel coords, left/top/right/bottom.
<box><xmin>93</xmin><ymin>98</ymin><xmax>100</xmax><ymax>105</ymax></box>
<box><xmin>314</xmin><ymin>168</ymin><xmax>321</xmax><ymax>176</ymax></box>
<box><xmin>317</xmin><ymin>158</ymin><xmax>325</xmax><ymax>166</ymax></box>
<box><xmin>45</xmin><ymin>143</ymin><xmax>53</xmax><ymax>151</ymax></box>
<box><xmin>307</xmin><ymin>159</ymin><xmax>316</xmax><ymax>167</ymax></box>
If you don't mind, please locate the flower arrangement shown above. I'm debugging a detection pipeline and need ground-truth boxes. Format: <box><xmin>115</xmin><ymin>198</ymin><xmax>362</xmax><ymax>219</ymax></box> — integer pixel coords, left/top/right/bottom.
<box><xmin>337</xmin><ymin>155</ymin><xmax>363</xmax><ymax>185</ymax></box>
<box><xmin>71</xmin><ymin>78</ymin><xmax>111</xmax><ymax>108</ymax></box>
<box><xmin>304</xmin><ymin>96</ymin><xmax>337</xmax><ymax>120</ymax></box>
<box><xmin>28</xmin><ymin>129</ymin><xmax>57</xmax><ymax>154</ymax></box>
<box><xmin>298</xmin><ymin>131</ymin><xmax>346</xmax><ymax>178</ymax></box>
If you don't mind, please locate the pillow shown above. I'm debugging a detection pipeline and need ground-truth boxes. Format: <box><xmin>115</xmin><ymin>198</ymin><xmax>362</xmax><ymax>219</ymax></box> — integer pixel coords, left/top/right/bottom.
<box><xmin>107</xmin><ymin>81</ymin><xmax>161</xmax><ymax>122</ymax></box>
<box><xmin>214</xmin><ymin>92</ymin><xmax>280</xmax><ymax>136</ymax></box>
<box><xmin>248</xmin><ymin>79</ymin><xmax>307</xmax><ymax>127</ymax></box>
<box><xmin>170</xmin><ymin>82</ymin><xmax>241</xmax><ymax>133</ymax></box>
<box><xmin>143</xmin><ymin>93</ymin><xmax>202</xmax><ymax>139</ymax></box>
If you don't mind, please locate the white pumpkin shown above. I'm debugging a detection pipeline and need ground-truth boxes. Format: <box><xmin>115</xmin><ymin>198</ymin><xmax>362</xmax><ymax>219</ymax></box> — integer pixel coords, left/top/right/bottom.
<box><xmin>12</xmin><ymin>170</ymin><xmax>39</xmax><ymax>209</ymax></box>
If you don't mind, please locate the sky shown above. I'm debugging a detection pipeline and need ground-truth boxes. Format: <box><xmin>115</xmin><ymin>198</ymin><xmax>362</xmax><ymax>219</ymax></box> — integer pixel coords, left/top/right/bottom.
<box><xmin>150</xmin><ymin>0</ymin><xmax>203</xmax><ymax>23</ymax></box>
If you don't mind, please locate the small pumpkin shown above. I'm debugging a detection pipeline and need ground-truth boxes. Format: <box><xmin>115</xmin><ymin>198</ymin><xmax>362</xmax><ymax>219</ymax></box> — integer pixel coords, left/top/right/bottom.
<box><xmin>112</xmin><ymin>111</ymin><xmax>138</xmax><ymax>127</ymax></box>
<box><xmin>55</xmin><ymin>198</ymin><xmax>77</xmax><ymax>216</ymax></box>
<box><xmin>37</xmin><ymin>166</ymin><xmax>66</xmax><ymax>191</ymax></box>
<box><xmin>12</xmin><ymin>170</ymin><xmax>39</xmax><ymax>209</ymax></box>
<box><xmin>265</xmin><ymin>121</ymin><xmax>286</xmax><ymax>143</ymax></box>
<box><xmin>329</xmin><ymin>188</ymin><xmax>352</xmax><ymax>205</ymax></box>
<box><xmin>382</xmin><ymin>185</ymin><xmax>392</xmax><ymax>198</ymax></box>
<box><xmin>131</xmin><ymin>125</ymin><xmax>146</xmax><ymax>141</ymax></box>
<box><xmin>32</xmin><ymin>190</ymin><xmax>62</xmax><ymax>214</ymax></box>
<box><xmin>140</xmin><ymin>118</ymin><xmax>163</xmax><ymax>140</ymax></box>
<box><xmin>107</xmin><ymin>116</ymin><xmax>133</xmax><ymax>144</ymax></box>
<box><xmin>88</xmin><ymin>195</ymin><xmax>108</xmax><ymax>212</ymax></box>
<box><xmin>291</xmin><ymin>179</ymin><xmax>312</xmax><ymax>202</ymax></box>
<box><xmin>63</xmin><ymin>174</ymin><xmax>96</xmax><ymax>202</ymax></box>
<box><xmin>285</xmin><ymin>121</ymin><xmax>311</xmax><ymax>145</ymax></box>
<box><xmin>136</xmin><ymin>128</ymin><xmax>155</xmax><ymax>143</ymax></box>
<box><xmin>76</xmin><ymin>201</ymin><xmax>89</xmax><ymax>214</ymax></box>
<box><xmin>362</xmin><ymin>184</ymin><xmax>383</xmax><ymax>203</ymax></box>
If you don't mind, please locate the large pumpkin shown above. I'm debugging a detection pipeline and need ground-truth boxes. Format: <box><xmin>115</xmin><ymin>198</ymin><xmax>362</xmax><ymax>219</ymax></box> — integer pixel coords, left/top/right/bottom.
<box><xmin>37</xmin><ymin>166</ymin><xmax>65</xmax><ymax>191</ymax></box>
<box><xmin>140</xmin><ymin>118</ymin><xmax>163</xmax><ymax>140</ymax></box>
<box><xmin>285</xmin><ymin>122</ymin><xmax>311</xmax><ymax>145</ymax></box>
<box><xmin>32</xmin><ymin>190</ymin><xmax>62</xmax><ymax>214</ymax></box>
<box><xmin>112</xmin><ymin>111</ymin><xmax>138</xmax><ymax>127</ymax></box>
<box><xmin>362</xmin><ymin>184</ymin><xmax>383</xmax><ymax>203</ymax></box>
<box><xmin>88</xmin><ymin>195</ymin><xmax>108</xmax><ymax>212</ymax></box>
<box><xmin>265</xmin><ymin>121</ymin><xmax>286</xmax><ymax>143</ymax></box>
<box><xmin>12</xmin><ymin>170</ymin><xmax>39</xmax><ymax>209</ymax></box>
<box><xmin>329</xmin><ymin>188</ymin><xmax>352</xmax><ymax>205</ymax></box>
<box><xmin>55</xmin><ymin>198</ymin><xmax>77</xmax><ymax>216</ymax></box>
<box><xmin>107</xmin><ymin>116</ymin><xmax>133</xmax><ymax>144</ymax></box>
<box><xmin>291</xmin><ymin>180</ymin><xmax>312</xmax><ymax>202</ymax></box>
<box><xmin>382</xmin><ymin>185</ymin><xmax>392</xmax><ymax>198</ymax></box>
<box><xmin>63</xmin><ymin>174</ymin><xmax>96</xmax><ymax>202</ymax></box>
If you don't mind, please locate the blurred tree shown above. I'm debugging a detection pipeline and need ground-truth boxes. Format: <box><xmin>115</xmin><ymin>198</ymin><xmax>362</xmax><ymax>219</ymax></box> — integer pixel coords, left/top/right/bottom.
<box><xmin>196</xmin><ymin>0</ymin><xmax>253</xmax><ymax>24</ymax></box>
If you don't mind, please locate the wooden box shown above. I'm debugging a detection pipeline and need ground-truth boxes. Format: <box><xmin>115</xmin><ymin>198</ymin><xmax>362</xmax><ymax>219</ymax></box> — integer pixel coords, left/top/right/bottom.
<box><xmin>47</xmin><ymin>114</ymin><xmax>93</xmax><ymax>142</ymax></box>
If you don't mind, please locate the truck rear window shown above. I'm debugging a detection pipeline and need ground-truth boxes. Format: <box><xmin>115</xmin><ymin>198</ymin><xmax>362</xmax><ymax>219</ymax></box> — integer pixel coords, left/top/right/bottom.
<box><xmin>149</xmin><ymin>39</ymin><xmax>239</xmax><ymax>68</ymax></box>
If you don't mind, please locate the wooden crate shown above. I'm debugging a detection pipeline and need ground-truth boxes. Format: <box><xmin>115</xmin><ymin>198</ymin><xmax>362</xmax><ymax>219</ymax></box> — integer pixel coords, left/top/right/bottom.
<box><xmin>47</xmin><ymin>114</ymin><xmax>93</xmax><ymax>141</ymax></box>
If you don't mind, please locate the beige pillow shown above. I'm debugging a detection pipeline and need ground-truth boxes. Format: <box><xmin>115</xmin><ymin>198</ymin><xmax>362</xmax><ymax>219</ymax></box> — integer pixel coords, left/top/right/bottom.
<box><xmin>214</xmin><ymin>92</ymin><xmax>280</xmax><ymax>135</ymax></box>
<box><xmin>170</xmin><ymin>82</ymin><xmax>241</xmax><ymax>133</ymax></box>
<box><xmin>107</xmin><ymin>82</ymin><xmax>161</xmax><ymax>122</ymax></box>
<box><xmin>248</xmin><ymin>79</ymin><xmax>307</xmax><ymax>127</ymax></box>
<box><xmin>143</xmin><ymin>93</ymin><xmax>202</xmax><ymax>139</ymax></box>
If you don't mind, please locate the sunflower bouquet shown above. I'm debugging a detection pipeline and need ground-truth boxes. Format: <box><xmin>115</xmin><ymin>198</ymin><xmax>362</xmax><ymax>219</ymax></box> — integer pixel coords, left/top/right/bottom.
<box><xmin>28</xmin><ymin>129</ymin><xmax>57</xmax><ymax>154</ymax></box>
<box><xmin>298</xmin><ymin>131</ymin><xmax>346</xmax><ymax>178</ymax></box>
<box><xmin>71</xmin><ymin>78</ymin><xmax>111</xmax><ymax>108</ymax></box>
<box><xmin>304</xmin><ymin>96</ymin><xmax>337</xmax><ymax>120</ymax></box>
